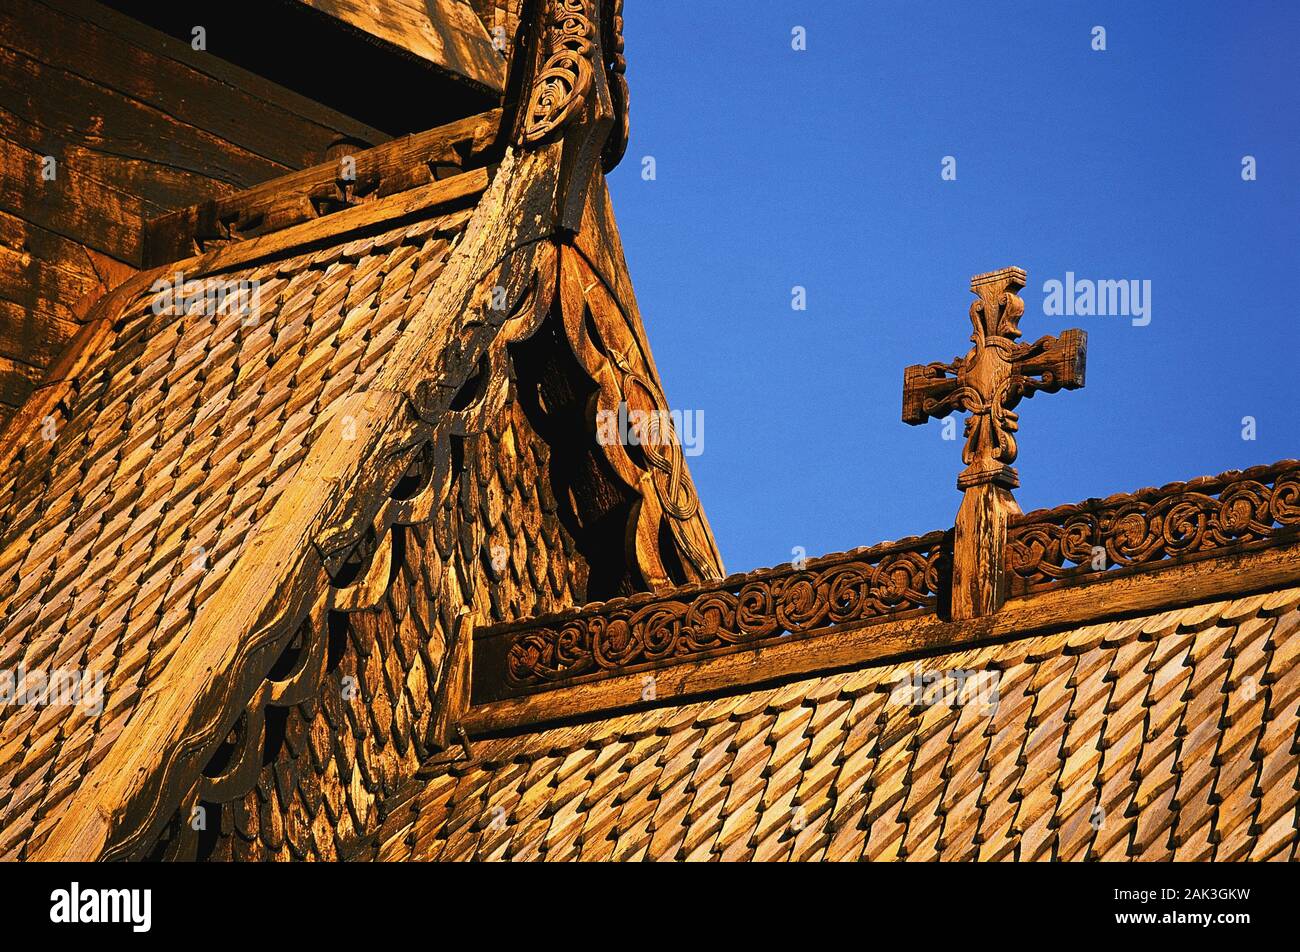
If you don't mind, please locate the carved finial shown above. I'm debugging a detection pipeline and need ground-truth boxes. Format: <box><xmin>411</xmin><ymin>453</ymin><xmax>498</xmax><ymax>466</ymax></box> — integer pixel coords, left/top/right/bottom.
<box><xmin>517</xmin><ymin>0</ymin><xmax>628</xmax><ymax>167</ymax></box>
<box><xmin>902</xmin><ymin>266</ymin><xmax>1088</xmax><ymax>619</ymax></box>
<box><xmin>519</xmin><ymin>0</ymin><xmax>599</xmax><ymax>145</ymax></box>
<box><xmin>514</xmin><ymin>0</ymin><xmax>629</xmax><ymax>230</ymax></box>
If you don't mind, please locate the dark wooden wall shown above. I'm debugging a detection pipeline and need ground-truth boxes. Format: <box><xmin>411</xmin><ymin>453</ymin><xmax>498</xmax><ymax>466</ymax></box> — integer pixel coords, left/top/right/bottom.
<box><xmin>0</xmin><ymin>0</ymin><xmax>392</xmax><ymax>431</ymax></box>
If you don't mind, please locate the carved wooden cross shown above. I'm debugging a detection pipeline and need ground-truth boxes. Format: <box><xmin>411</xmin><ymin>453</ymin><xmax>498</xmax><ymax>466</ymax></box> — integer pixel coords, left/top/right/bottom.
<box><xmin>902</xmin><ymin>267</ymin><xmax>1087</xmax><ymax>620</ymax></box>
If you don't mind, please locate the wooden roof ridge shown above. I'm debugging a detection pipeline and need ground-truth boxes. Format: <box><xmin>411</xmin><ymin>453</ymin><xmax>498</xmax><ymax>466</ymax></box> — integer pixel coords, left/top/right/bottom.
<box><xmin>143</xmin><ymin>108</ymin><xmax>505</xmax><ymax>267</ymax></box>
<box><xmin>468</xmin><ymin>457</ymin><xmax>1300</xmax><ymax>729</ymax></box>
<box><xmin>478</xmin><ymin>457</ymin><xmax>1300</xmax><ymax>639</ymax></box>
<box><xmin>22</xmin><ymin>0</ymin><xmax>634</xmax><ymax>860</ymax></box>
<box><xmin>465</xmin><ymin>540</ymin><xmax>1300</xmax><ymax>738</ymax></box>
<box><xmin>476</xmin><ymin>529</ymin><xmax>950</xmax><ymax>636</ymax></box>
<box><xmin>1012</xmin><ymin>457</ymin><xmax>1300</xmax><ymax>522</ymax></box>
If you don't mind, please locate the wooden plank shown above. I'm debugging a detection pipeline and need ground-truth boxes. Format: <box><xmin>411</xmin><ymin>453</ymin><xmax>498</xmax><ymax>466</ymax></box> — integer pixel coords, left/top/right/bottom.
<box><xmin>28</xmin><ymin>140</ymin><xmax>568</xmax><ymax>860</ymax></box>
<box><xmin>0</xmin><ymin>354</ymin><xmax>44</xmax><ymax>408</ymax></box>
<box><xmin>0</xmin><ymin>167</ymin><xmax>484</xmax><ymax>465</ymax></box>
<box><xmin>296</xmin><ymin>0</ymin><xmax>506</xmax><ymax>93</ymax></box>
<box><xmin>0</xmin><ymin>209</ymin><xmax>107</xmax><ymax>322</ymax></box>
<box><xmin>0</xmin><ymin>208</ymin><xmax>134</xmax><ymax>373</ymax></box>
<box><xmin>40</xmin><ymin>0</ymin><xmax>390</xmax><ymax>150</ymax></box>
<box><xmin>0</xmin><ymin>136</ymin><xmax>145</xmax><ymax>264</ymax></box>
<box><xmin>464</xmin><ymin>540</ymin><xmax>1300</xmax><ymax>735</ymax></box>
<box><xmin>0</xmin><ymin>299</ymin><xmax>79</xmax><ymax>369</ymax></box>
<box><xmin>0</xmin><ymin>41</ymin><xmax>288</xmax><ymax>195</ymax></box>
<box><xmin>181</xmin><ymin>165</ymin><xmax>491</xmax><ymax>277</ymax></box>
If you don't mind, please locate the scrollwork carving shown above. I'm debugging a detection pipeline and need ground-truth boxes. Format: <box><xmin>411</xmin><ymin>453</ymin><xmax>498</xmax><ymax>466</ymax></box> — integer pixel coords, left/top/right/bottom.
<box><xmin>1008</xmin><ymin>460</ymin><xmax>1300</xmax><ymax>590</ymax></box>
<box><xmin>520</xmin><ymin>0</ymin><xmax>598</xmax><ymax>144</ymax></box>
<box><xmin>495</xmin><ymin>536</ymin><xmax>946</xmax><ymax>693</ymax></box>
<box><xmin>600</xmin><ymin>0</ymin><xmax>628</xmax><ymax>171</ymax></box>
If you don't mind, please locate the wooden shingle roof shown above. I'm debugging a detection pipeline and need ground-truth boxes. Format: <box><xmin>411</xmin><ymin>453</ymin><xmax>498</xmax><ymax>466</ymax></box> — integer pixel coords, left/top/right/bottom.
<box><xmin>0</xmin><ymin>201</ymin><xmax>476</xmax><ymax>859</ymax></box>
<box><xmin>359</xmin><ymin>587</ymin><xmax>1300</xmax><ymax>861</ymax></box>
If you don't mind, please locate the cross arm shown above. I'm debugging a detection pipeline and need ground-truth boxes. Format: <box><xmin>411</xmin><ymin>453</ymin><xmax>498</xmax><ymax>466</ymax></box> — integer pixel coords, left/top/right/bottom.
<box><xmin>1009</xmin><ymin>328</ymin><xmax>1087</xmax><ymax>401</ymax></box>
<box><xmin>902</xmin><ymin>358</ymin><xmax>966</xmax><ymax>425</ymax></box>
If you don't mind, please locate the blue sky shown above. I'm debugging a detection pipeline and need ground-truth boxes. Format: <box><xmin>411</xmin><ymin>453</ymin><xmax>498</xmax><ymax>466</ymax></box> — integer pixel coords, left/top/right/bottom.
<box><xmin>605</xmin><ymin>0</ymin><xmax>1300</xmax><ymax>575</ymax></box>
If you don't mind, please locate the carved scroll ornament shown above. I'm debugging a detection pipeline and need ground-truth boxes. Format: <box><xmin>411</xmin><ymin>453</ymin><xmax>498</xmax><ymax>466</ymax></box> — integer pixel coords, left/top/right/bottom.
<box><xmin>520</xmin><ymin>0</ymin><xmax>599</xmax><ymax>144</ymax></box>
<box><xmin>556</xmin><ymin>245</ymin><xmax>722</xmax><ymax>588</ymax></box>
<box><xmin>481</xmin><ymin>535</ymin><xmax>945</xmax><ymax>697</ymax></box>
<box><xmin>518</xmin><ymin>0</ymin><xmax>629</xmax><ymax>171</ymax></box>
<box><xmin>1009</xmin><ymin>459</ymin><xmax>1300</xmax><ymax>591</ymax></box>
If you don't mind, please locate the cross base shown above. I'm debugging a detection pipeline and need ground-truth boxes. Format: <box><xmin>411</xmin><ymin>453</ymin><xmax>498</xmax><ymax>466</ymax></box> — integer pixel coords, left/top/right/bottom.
<box><xmin>957</xmin><ymin>462</ymin><xmax>1019</xmax><ymax>491</ymax></box>
<box><xmin>950</xmin><ymin>481</ymin><xmax>1022</xmax><ymax>621</ymax></box>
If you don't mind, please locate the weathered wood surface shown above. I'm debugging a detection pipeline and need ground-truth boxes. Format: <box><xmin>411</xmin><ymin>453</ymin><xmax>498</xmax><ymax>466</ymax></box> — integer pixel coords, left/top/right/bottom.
<box><xmin>41</xmin><ymin>0</ymin><xmax>389</xmax><ymax>150</ymax></box>
<box><xmin>188</xmin><ymin>166</ymin><xmax>490</xmax><ymax>277</ymax></box>
<box><xmin>0</xmin><ymin>201</ymin><xmax>487</xmax><ymax>861</ymax></box>
<box><xmin>16</xmin><ymin>0</ymin><xmax>644</xmax><ymax>861</ymax></box>
<box><xmin>295</xmin><ymin>0</ymin><xmax>506</xmax><ymax>93</ymax></box>
<box><xmin>377</xmin><ymin>584</ymin><xmax>1300</xmax><ymax>861</ymax></box>
<box><xmin>0</xmin><ymin>0</ymin><xmax>394</xmax><ymax>418</ymax></box>
<box><xmin>471</xmin><ymin>458</ymin><xmax>1300</xmax><ymax>708</ymax></box>
<box><xmin>951</xmin><ymin>481</ymin><xmax>1019</xmax><ymax>618</ymax></box>
<box><xmin>0</xmin><ymin>161</ymin><xmax>490</xmax><ymax>493</ymax></box>
<box><xmin>25</xmin><ymin>138</ymin><xmax>565</xmax><ymax>860</ymax></box>
<box><xmin>1008</xmin><ymin>458</ymin><xmax>1300</xmax><ymax>592</ymax></box>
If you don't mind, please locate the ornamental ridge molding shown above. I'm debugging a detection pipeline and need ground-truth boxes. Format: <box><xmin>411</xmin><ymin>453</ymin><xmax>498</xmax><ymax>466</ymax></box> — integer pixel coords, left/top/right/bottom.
<box><xmin>1008</xmin><ymin>458</ymin><xmax>1300</xmax><ymax>592</ymax></box>
<box><xmin>474</xmin><ymin>459</ymin><xmax>1300</xmax><ymax>701</ymax></box>
<box><xmin>475</xmin><ymin>532</ymin><xmax>947</xmax><ymax>702</ymax></box>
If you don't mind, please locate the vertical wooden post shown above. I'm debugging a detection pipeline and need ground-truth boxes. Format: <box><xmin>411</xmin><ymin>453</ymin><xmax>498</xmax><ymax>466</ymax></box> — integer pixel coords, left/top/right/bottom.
<box><xmin>950</xmin><ymin>479</ymin><xmax>1020</xmax><ymax>621</ymax></box>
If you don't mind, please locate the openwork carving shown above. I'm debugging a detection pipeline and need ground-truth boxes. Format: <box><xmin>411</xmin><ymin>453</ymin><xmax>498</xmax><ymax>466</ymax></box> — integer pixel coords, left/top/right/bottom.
<box><xmin>902</xmin><ymin>267</ymin><xmax>1087</xmax><ymax>489</ymax></box>
<box><xmin>477</xmin><ymin>534</ymin><xmax>946</xmax><ymax>698</ymax></box>
<box><xmin>477</xmin><ymin>460</ymin><xmax>1300</xmax><ymax>701</ymax></box>
<box><xmin>557</xmin><ymin>245</ymin><xmax>722</xmax><ymax>587</ymax></box>
<box><xmin>1008</xmin><ymin>460</ymin><xmax>1300</xmax><ymax>591</ymax></box>
<box><xmin>521</xmin><ymin>0</ymin><xmax>598</xmax><ymax>144</ymax></box>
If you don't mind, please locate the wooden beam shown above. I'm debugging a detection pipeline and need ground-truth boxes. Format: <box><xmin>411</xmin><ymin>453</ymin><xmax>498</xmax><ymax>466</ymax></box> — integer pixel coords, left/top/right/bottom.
<box><xmin>144</xmin><ymin>110</ymin><xmax>501</xmax><ymax>265</ymax></box>
<box><xmin>41</xmin><ymin>0</ymin><xmax>391</xmax><ymax>148</ymax></box>
<box><xmin>0</xmin><ymin>166</ymin><xmax>488</xmax><ymax>477</ymax></box>
<box><xmin>294</xmin><ymin>0</ymin><xmax>506</xmax><ymax>93</ymax></box>
<box><xmin>184</xmin><ymin>165</ymin><xmax>490</xmax><ymax>276</ymax></box>
<box><xmin>27</xmin><ymin>137</ymin><xmax>567</xmax><ymax>860</ymax></box>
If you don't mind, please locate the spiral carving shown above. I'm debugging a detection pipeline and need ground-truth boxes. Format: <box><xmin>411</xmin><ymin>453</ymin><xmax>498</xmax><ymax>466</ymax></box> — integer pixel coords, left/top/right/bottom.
<box><xmin>521</xmin><ymin>0</ymin><xmax>598</xmax><ymax>144</ymax></box>
<box><xmin>1008</xmin><ymin>461</ymin><xmax>1300</xmax><ymax>588</ymax></box>
<box><xmin>501</xmin><ymin>538</ymin><xmax>946</xmax><ymax>688</ymax></box>
<box><xmin>494</xmin><ymin>462</ymin><xmax>1300</xmax><ymax>695</ymax></box>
